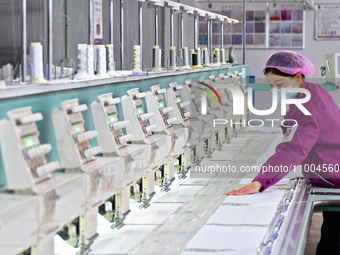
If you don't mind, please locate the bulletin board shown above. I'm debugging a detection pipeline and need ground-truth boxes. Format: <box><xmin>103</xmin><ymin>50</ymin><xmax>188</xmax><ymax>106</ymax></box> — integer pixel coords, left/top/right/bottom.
<box><xmin>197</xmin><ymin>1</ymin><xmax>305</xmax><ymax>49</ymax></box>
<box><xmin>269</xmin><ymin>2</ymin><xmax>304</xmax><ymax>48</ymax></box>
<box><xmin>197</xmin><ymin>2</ymin><xmax>267</xmax><ymax>49</ymax></box>
<box><xmin>315</xmin><ymin>4</ymin><xmax>340</xmax><ymax>40</ymax></box>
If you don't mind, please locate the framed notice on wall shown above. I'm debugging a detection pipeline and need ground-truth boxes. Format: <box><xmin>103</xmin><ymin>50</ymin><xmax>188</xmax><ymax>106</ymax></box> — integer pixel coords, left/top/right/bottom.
<box><xmin>268</xmin><ymin>2</ymin><xmax>304</xmax><ymax>48</ymax></box>
<box><xmin>197</xmin><ymin>1</ymin><xmax>305</xmax><ymax>49</ymax></box>
<box><xmin>315</xmin><ymin>4</ymin><xmax>340</xmax><ymax>40</ymax></box>
<box><xmin>197</xmin><ymin>2</ymin><xmax>267</xmax><ymax>49</ymax></box>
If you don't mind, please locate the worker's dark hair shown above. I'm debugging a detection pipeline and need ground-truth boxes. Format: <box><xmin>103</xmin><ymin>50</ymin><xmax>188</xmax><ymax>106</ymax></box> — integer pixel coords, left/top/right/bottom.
<box><xmin>263</xmin><ymin>67</ymin><xmax>305</xmax><ymax>79</ymax></box>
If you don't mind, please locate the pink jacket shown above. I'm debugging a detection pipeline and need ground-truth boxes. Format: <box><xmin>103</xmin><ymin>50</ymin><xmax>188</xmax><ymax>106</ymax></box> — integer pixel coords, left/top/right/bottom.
<box><xmin>253</xmin><ymin>82</ymin><xmax>340</xmax><ymax>191</ymax></box>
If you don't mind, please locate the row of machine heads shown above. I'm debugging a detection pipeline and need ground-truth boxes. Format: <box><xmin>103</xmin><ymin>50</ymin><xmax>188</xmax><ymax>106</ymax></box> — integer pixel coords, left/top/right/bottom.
<box><xmin>0</xmin><ymin>72</ymin><xmax>246</xmax><ymax>255</ymax></box>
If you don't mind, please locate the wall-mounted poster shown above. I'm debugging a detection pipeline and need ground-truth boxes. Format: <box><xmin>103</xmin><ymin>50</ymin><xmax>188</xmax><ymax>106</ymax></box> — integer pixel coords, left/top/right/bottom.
<box><xmin>93</xmin><ymin>0</ymin><xmax>103</xmax><ymax>45</ymax></box>
<box><xmin>268</xmin><ymin>3</ymin><xmax>304</xmax><ymax>48</ymax></box>
<box><xmin>197</xmin><ymin>2</ymin><xmax>267</xmax><ymax>49</ymax></box>
<box><xmin>196</xmin><ymin>1</ymin><xmax>305</xmax><ymax>49</ymax></box>
<box><xmin>315</xmin><ymin>4</ymin><xmax>340</xmax><ymax>40</ymax></box>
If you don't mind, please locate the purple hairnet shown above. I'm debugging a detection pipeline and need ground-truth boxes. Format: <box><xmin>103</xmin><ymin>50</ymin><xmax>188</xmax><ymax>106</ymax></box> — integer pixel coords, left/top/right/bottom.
<box><xmin>265</xmin><ymin>50</ymin><xmax>315</xmax><ymax>76</ymax></box>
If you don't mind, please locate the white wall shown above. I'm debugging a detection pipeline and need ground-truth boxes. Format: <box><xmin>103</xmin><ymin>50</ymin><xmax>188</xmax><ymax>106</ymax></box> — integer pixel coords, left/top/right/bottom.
<box><xmin>0</xmin><ymin>0</ymin><xmax>44</xmax><ymax>68</ymax></box>
<box><xmin>66</xmin><ymin>0</ymin><xmax>195</xmax><ymax>71</ymax></box>
<box><xmin>0</xmin><ymin>0</ymin><xmax>195</xmax><ymax>75</ymax></box>
<box><xmin>219</xmin><ymin>0</ymin><xmax>340</xmax><ymax>121</ymax></box>
<box><xmin>1</xmin><ymin>0</ymin><xmax>339</xmax><ymax>83</ymax></box>
<box><xmin>230</xmin><ymin>0</ymin><xmax>340</xmax><ymax>83</ymax></box>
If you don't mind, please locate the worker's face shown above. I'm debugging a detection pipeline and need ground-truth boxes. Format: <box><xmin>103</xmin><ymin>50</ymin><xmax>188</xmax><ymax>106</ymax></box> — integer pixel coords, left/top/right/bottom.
<box><xmin>266</xmin><ymin>72</ymin><xmax>302</xmax><ymax>89</ymax></box>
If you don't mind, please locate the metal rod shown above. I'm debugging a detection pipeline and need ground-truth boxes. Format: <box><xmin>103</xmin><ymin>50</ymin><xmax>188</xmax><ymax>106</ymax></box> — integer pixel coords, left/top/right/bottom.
<box><xmin>209</xmin><ymin>18</ymin><xmax>212</xmax><ymax>57</ymax></box>
<box><xmin>138</xmin><ymin>1</ymin><xmax>143</xmax><ymax>64</ymax></box>
<box><xmin>207</xmin><ymin>17</ymin><xmax>210</xmax><ymax>54</ymax></box>
<box><xmin>155</xmin><ymin>6</ymin><xmax>159</xmax><ymax>45</ymax></box>
<box><xmin>21</xmin><ymin>0</ymin><xmax>27</xmax><ymax>83</ymax></box>
<box><xmin>265</xmin><ymin>1</ymin><xmax>269</xmax><ymax>49</ymax></box>
<box><xmin>220</xmin><ymin>20</ymin><xmax>224</xmax><ymax>49</ymax></box>
<box><xmin>65</xmin><ymin>0</ymin><xmax>68</xmax><ymax>59</ymax></box>
<box><xmin>89</xmin><ymin>0</ymin><xmax>93</xmax><ymax>44</ymax></box>
<box><xmin>47</xmin><ymin>0</ymin><xmax>53</xmax><ymax>80</ymax></box>
<box><xmin>110</xmin><ymin>0</ymin><xmax>114</xmax><ymax>44</ymax></box>
<box><xmin>302</xmin><ymin>5</ymin><xmax>306</xmax><ymax>49</ymax></box>
<box><xmin>242</xmin><ymin>0</ymin><xmax>246</xmax><ymax>64</ymax></box>
<box><xmin>138</xmin><ymin>1</ymin><xmax>142</xmax><ymax>46</ymax></box>
<box><xmin>170</xmin><ymin>8</ymin><xmax>174</xmax><ymax>46</ymax></box>
<box><xmin>120</xmin><ymin>0</ymin><xmax>124</xmax><ymax>69</ymax></box>
<box><xmin>180</xmin><ymin>12</ymin><xmax>184</xmax><ymax>49</ymax></box>
<box><xmin>194</xmin><ymin>13</ymin><xmax>198</xmax><ymax>49</ymax></box>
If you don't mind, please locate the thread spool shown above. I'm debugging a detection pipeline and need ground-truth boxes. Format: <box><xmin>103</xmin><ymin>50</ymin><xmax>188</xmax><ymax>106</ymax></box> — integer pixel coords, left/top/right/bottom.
<box><xmin>221</xmin><ymin>48</ymin><xmax>227</xmax><ymax>65</ymax></box>
<box><xmin>30</xmin><ymin>42</ymin><xmax>46</xmax><ymax>83</ymax></box>
<box><xmin>0</xmin><ymin>80</ymin><xmax>6</xmax><ymax>89</ymax></box>
<box><xmin>192</xmin><ymin>52</ymin><xmax>198</xmax><ymax>68</ymax></box>
<box><xmin>182</xmin><ymin>47</ymin><xmax>191</xmax><ymax>70</ymax></box>
<box><xmin>96</xmin><ymin>45</ymin><xmax>109</xmax><ymax>78</ymax></box>
<box><xmin>152</xmin><ymin>46</ymin><xmax>158</xmax><ymax>69</ymax></box>
<box><xmin>87</xmin><ymin>45</ymin><xmax>96</xmax><ymax>78</ymax></box>
<box><xmin>169</xmin><ymin>46</ymin><xmax>177</xmax><ymax>70</ymax></box>
<box><xmin>106</xmin><ymin>44</ymin><xmax>117</xmax><ymax>76</ymax></box>
<box><xmin>2</xmin><ymin>63</ymin><xmax>13</xmax><ymax>84</ymax></box>
<box><xmin>75</xmin><ymin>44</ymin><xmax>90</xmax><ymax>79</ymax></box>
<box><xmin>158</xmin><ymin>48</ymin><xmax>162</xmax><ymax>69</ymax></box>
<box><xmin>214</xmin><ymin>48</ymin><xmax>221</xmax><ymax>64</ymax></box>
<box><xmin>133</xmin><ymin>45</ymin><xmax>142</xmax><ymax>72</ymax></box>
<box><xmin>152</xmin><ymin>45</ymin><xmax>162</xmax><ymax>72</ymax></box>
<box><xmin>195</xmin><ymin>47</ymin><xmax>203</xmax><ymax>68</ymax></box>
<box><xmin>203</xmin><ymin>48</ymin><xmax>210</xmax><ymax>67</ymax></box>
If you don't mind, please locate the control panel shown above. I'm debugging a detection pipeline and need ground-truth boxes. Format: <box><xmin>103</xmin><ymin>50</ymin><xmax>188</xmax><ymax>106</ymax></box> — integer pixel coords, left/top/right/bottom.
<box><xmin>181</xmin><ymin>79</ymin><xmax>201</xmax><ymax>118</ymax></box>
<box><xmin>91</xmin><ymin>93</ymin><xmax>134</xmax><ymax>156</ymax></box>
<box><xmin>166</xmin><ymin>82</ymin><xmax>191</xmax><ymax>128</ymax></box>
<box><xmin>91</xmin><ymin>93</ymin><xmax>148</xmax><ymax>188</ymax></box>
<box><xmin>145</xmin><ymin>85</ymin><xmax>177</xmax><ymax>134</ymax></box>
<box><xmin>121</xmin><ymin>88</ymin><xmax>158</xmax><ymax>144</ymax></box>
<box><xmin>226</xmin><ymin>71</ymin><xmax>246</xmax><ymax>91</ymax></box>
<box><xmin>217</xmin><ymin>73</ymin><xmax>237</xmax><ymax>107</ymax></box>
<box><xmin>0</xmin><ymin>107</ymin><xmax>60</xmax><ymax>193</ymax></box>
<box><xmin>52</xmin><ymin>99</ymin><xmax>102</xmax><ymax>172</ymax></box>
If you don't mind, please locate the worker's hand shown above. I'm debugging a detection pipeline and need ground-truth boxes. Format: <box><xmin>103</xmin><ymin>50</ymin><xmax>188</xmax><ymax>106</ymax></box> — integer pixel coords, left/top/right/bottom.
<box><xmin>225</xmin><ymin>181</ymin><xmax>263</xmax><ymax>195</ymax></box>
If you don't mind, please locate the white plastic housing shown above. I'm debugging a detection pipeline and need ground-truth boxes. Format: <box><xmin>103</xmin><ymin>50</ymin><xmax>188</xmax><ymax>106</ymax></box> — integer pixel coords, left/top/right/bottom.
<box><xmin>91</xmin><ymin>93</ymin><xmax>132</xmax><ymax>155</ymax></box>
<box><xmin>121</xmin><ymin>88</ymin><xmax>157</xmax><ymax>144</ymax></box>
<box><xmin>181</xmin><ymin>80</ymin><xmax>199</xmax><ymax>118</ymax></box>
<box><xmin>166</xmin><ymin>82</ymin><xmax>190</xmax><ymax>126</ymax></box>
<box><xmin>145</xmin><ymin>85</ymin><xmax>177</xmax><ymax>133</ymax></box>
<box><xmin>52</xmin><ymin>99</ymin><xmax>101</xmax><ymax>172</ymax></box>
<box><xmin>0</xmin><ymin>107</ymin><xmax>59</xmax><ymax>193</ymax></box>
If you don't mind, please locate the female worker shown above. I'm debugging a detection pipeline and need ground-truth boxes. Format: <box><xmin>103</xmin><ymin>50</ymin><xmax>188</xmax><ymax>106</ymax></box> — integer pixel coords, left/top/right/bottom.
<box><xmin>226</xmin><ymin>50</ymin><xmax>340</xmax><ymax>254</ymax></box>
